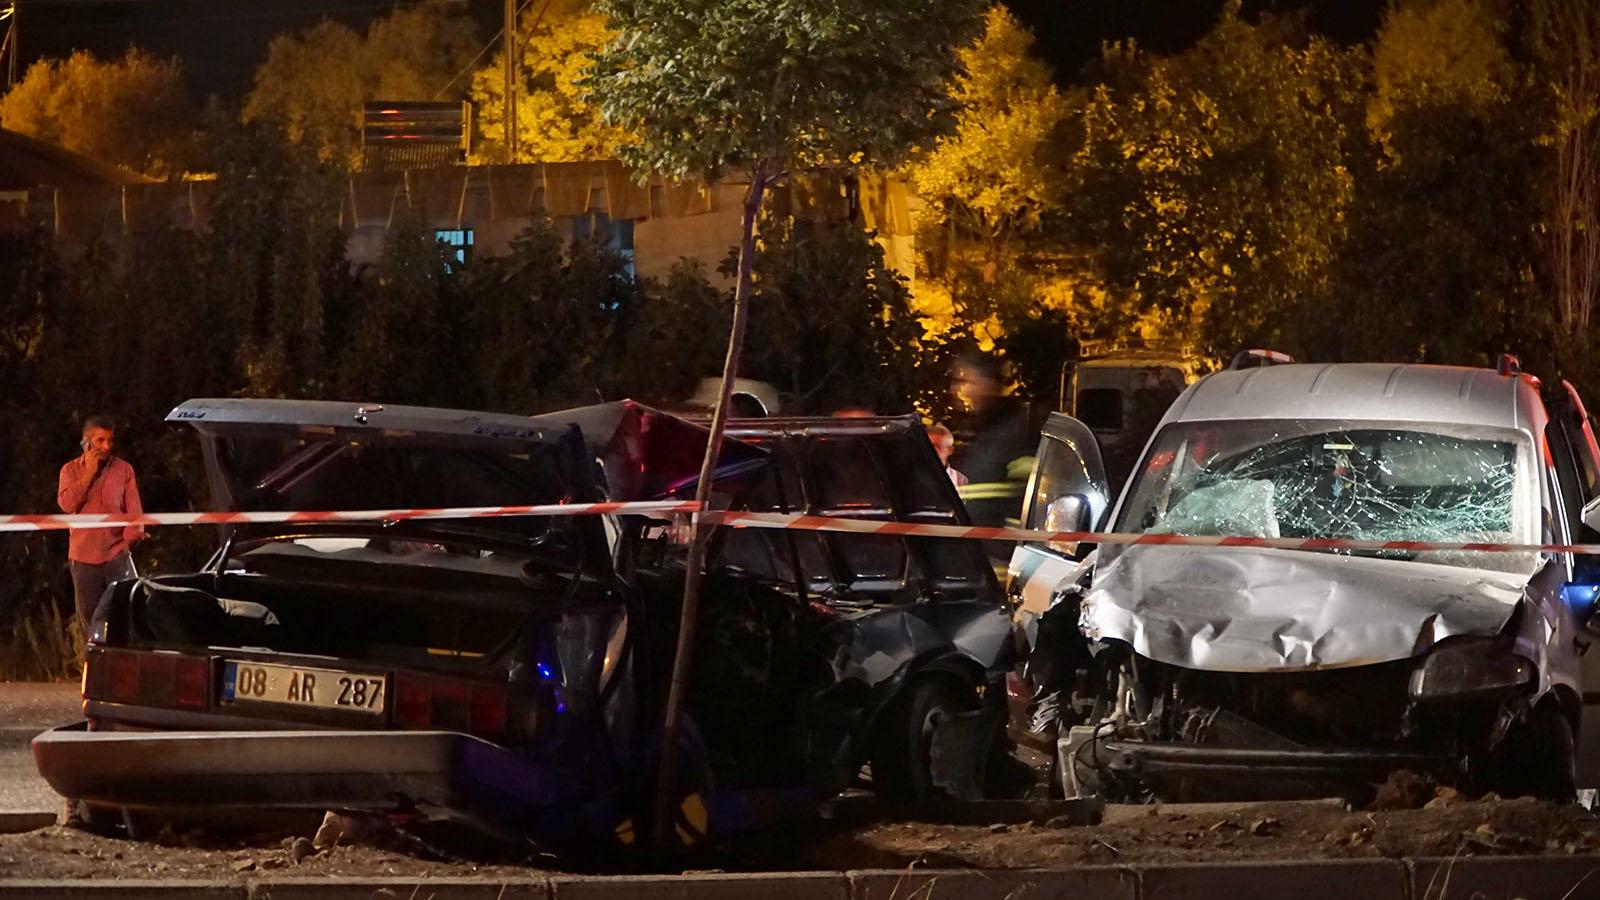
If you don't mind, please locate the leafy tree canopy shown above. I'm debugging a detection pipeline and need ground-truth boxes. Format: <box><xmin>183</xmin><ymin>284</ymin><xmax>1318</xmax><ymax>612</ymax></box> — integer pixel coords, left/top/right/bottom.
<box><xmin>0</xmin><ymin>49</ymin><xmax>196</xmax><ymax>177</ymax></box>
<box><xmin>1313</xmin><ymin>0</ymin><xmax>1543</xmax><ymax>367</ymax></box>
<box><xmin>1368</xmin><ymin>0</ymin><xmax>1513</xmax><ymax>163</ymax></box>
<box><xmin>585</xmin><ymin>0</ymin><xmax>983</xmax><ymax>183</ymax></box>
<box><xmin>1067</xmin><ymin>5</ymin><xmax>1364</xmax><ymax>359</ymax></box>
<box><xmin>471</xmin><ymin>6</ymin><xmax>627</xmax><ymax>163</ymax></box>
<box><xmin>242</xmin><ymin>0</ymin><xmax>478</xmax><ymax>166</ymax></box>
<box><xmin>910</xmin><ymin>6</ymin><xmax>1068</xmax><ymax>243</ymax></box>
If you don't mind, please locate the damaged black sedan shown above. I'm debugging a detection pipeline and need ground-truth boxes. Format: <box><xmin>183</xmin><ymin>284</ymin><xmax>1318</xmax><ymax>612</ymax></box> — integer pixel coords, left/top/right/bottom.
<box><xmin>33</xmin><ymin>399</ymin><xmax>1012</xmax><ymax>848</ymax></box>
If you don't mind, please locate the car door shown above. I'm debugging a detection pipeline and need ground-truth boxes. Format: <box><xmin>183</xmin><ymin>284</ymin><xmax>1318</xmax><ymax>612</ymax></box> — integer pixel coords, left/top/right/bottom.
<box><xmin>1006</xmin><ymin>413</ymin><xmax>1109</xmax><ymax>629</ymax></box>
<box><xmin>1546</xmin><ymin>382</ymin><xmax>1600</xmax><ymax>786</ymax></box>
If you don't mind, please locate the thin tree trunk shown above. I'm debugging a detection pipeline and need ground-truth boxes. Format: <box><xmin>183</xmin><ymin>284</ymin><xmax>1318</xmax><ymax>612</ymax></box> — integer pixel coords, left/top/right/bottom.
<box><xmin>1540</xmin><ymin>0</ymin><xmax>1600</xmax><ymax>337</ymax></box>
<box><xmin>652</xmin><ymin>167</ymin><xmax>769</xmax><ymax>848</ymax></box>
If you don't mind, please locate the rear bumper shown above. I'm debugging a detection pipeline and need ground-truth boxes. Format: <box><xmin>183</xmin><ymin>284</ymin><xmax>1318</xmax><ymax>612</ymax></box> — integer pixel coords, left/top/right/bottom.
<box><xmin>32</xmin><ymin>723</ymin><xmax>597</xmax><ymax>841</ymax></box>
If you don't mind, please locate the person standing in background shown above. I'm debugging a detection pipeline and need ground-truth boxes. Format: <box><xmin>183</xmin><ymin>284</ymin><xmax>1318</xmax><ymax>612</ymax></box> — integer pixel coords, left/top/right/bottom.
<box><xmin>57</xmin><ymin>414</ymin><xmax>145</xmax><ymax>635</ymax></box>
<box><xmin>928</xmin><ymin>423</ymin><xmax>968</xmax><ymax>488</ymax></box>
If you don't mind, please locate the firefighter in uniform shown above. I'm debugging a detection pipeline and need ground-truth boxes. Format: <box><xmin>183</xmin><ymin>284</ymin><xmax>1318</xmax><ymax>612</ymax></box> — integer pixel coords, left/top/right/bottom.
<box><xmin>948</xmin><ymin>354</ymin><xmax>1035</xmax><ymax>562</ymax></box>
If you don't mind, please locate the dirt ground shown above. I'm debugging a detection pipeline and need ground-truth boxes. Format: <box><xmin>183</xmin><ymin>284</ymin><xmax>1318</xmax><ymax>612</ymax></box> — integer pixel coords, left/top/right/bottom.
<box><xmin>799</xmin><ymin>795</ymin><xmax>1600</xmax><ymax>870</ymax></box>
<box><xmin>2</xmin><ymin>791</ymin><xmax>1599</xmax><ymax>879</ymax></box>
<box><xmin>0</xmin><ymin>819</ymin><xmax>548</xmax><ymax>880</ymax></box>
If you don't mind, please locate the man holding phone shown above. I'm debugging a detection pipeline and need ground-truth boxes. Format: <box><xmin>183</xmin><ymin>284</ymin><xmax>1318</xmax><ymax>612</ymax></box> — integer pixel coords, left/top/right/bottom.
<box><xmin>56</xmin><ymin>414</ymin><xmax>145</xmax><ymax>635</ymax></box>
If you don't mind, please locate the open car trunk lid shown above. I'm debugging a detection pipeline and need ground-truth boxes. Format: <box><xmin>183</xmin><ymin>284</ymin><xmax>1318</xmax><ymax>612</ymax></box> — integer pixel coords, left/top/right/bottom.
<box><xmin>167</xmin><ymin>398</ymin><xmax>770</xmax><ymax>543</ymax></box>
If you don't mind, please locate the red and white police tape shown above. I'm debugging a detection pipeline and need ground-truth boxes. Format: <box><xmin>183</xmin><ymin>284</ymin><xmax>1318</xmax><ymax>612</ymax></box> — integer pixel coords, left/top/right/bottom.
<box><xmin>0</xmin><ymin>500</ymin><xmax>701</xmax><ymax>534</ymax></box>
<box><xmin>3</xmin><ymin>502</ymin><xmax>1596</xmax><ymax>555</ymax></box>
<box><xmin>697</xmin><ymin>510</ymin><xmax>1600</xmax><ymax>556</ymax></box>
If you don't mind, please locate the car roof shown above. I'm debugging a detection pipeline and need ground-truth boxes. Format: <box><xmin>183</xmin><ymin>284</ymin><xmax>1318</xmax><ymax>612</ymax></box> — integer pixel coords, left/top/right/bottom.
<box><xmin>719</xmin><ymin>415</ymin><xmax>923</xmax><ymax>440</ymax></box>
<box><xmin>1163</xmin><ymin>363</ymin><xmax>1544</xmax><ymax>433</ymax></box>
<box><xmin>1078</xmin><ymin>353</ymin><xmax>1194</xmax><ymax>370</ymax></box>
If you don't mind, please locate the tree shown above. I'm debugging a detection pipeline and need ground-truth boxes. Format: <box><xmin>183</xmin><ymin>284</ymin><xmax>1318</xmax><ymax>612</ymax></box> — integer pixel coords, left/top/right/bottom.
<box><xmin>0</xmin><ymin>49</ymin><xmax>195</xmax><ymax>177</ymax></box>
<box><xmin>456</xmin><ymin>218</ymin><xmax>642</xmax><ymax>411</ymax></box>
<box><xmin>904</xmin><ymin>6</ymin><xmax>1092</xmax><ymax>404</ymax></box>
<box><xmin>742</xmin><ymin>219</ymin><xmax>924</xmax><ymax>413</ymax></box>
<box><xmin>1066</xmin><ymin>7</ymin><xmax>1364</xmax><ymax>360</ymax></box>
<box><xmin>243</xmin><ymin>0</ymin><xmax>479</xmax><ymax>166</ymax></box>
<box><xmin>201</xmin><ymin>121</ymin><xmax>351</xmax><ymax>399</ymax></box>
<box><xmin>1529</xmin><ymin>0</ymin><xmax>1600</xmax><ymax>339</ymax></box>
<box><xmin>910</xmin><ymin>6</ymin><xmax>1068</xmax><ymax>250</ymax></box>
<box><xmin>1313</xmin><ymin>0</ymin><xmax>1544</xmax><ymax>368</ymax></box>
<box><xmin>471</xmin><ymin>6</ymin><xmax>626</xmax><ymax>162</ymax></box>
<box><xmin>1366</xmin><ymin>0</ymin><xmax>1511</xmax><ymax>162</ymax></box>
<box><xmin>621</xmin><ymin>260</ymin><xmax>732</xmax><ymax>402</ymax></box>
<box><xmin>338</xmin><ymin>214</ymin><xmax>454</xmax><ymax>405</ymax></box>
<box><xmin>584</xmin><ymin>0</ymin><xmax>981</xmax><ymax>841</ymax></box>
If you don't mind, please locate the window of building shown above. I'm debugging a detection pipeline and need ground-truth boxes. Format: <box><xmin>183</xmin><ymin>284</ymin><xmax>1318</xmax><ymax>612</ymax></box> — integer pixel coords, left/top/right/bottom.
<box><xmin>572</xmin><ymin>210</ymin><xmax>637</xmax><ymax>281</ymax></box>
<box><xmin>435</xmin><ymin>228</ymin><xmax>474</xmax><ymax>269</ymax></box>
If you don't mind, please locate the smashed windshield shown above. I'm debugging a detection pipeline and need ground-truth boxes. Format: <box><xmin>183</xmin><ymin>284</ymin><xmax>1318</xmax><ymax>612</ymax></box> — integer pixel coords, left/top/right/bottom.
<box><xmin>1117</xmin><ymin>420</ymin><xmax>1539</xmax><ymax>572</ymax></box>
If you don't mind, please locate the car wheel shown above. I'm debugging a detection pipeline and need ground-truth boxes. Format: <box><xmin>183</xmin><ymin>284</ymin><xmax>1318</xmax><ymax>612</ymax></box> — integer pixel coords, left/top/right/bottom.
<box><xmin>871</xmin><ymin>678</ymin><xmax>978</xmax><ymax>805</ymax></box>
<box><xmin>1483</xmin><ymin>703</ymin><xmax>1576</xmax><ymax>802</ymax></box>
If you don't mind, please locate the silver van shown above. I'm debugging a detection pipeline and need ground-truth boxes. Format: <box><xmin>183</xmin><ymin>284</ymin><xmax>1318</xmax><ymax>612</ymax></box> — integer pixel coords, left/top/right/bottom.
<box><xmin>1011</xmin><ymin>357</ymin><xmax>1600</xmax><ymax>802</ymax></box>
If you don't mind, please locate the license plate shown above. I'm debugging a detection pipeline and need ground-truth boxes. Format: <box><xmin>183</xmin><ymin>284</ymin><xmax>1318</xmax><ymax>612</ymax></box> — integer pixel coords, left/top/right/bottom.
<box><xmin>221</xmin><ymin>661</ymin><xmax>386</xmax><ymax>715</ymax></box>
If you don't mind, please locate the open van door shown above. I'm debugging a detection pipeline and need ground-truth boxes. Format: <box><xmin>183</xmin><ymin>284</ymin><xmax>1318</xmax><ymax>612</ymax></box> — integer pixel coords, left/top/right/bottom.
<box><xmin>1545</xmin><ymin>382</ymin><xmax>1600</xmax><ymax>789</ymax></box>
<box><xmin>1006</xmin><ymin>413</ymin><xmax>1109</xmax><ymax>630</ymax></box>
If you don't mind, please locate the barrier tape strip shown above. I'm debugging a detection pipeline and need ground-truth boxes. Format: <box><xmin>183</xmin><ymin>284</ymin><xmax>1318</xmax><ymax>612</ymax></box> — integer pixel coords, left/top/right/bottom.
<box><xmin>699</xmin><ymin>511</ymin><xmax>1593</xmax><ymax>556</ymax></box>
<box><xmin>0</xmin><ymin>501</ymin><xmax>702</xmax><ymax>533</ymax></box>
<box><xmin>1</xmin><ymin>502</ymin><xmax>1590</xmax><ymax>555</ymax></box>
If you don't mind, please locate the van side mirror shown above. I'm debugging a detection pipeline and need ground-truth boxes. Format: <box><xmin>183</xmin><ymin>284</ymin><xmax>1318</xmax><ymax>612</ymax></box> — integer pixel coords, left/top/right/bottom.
<box><xmin>1043</xmin><ymin>494</ymin><xmax>1091</xmax><ymax>556</ymax></box>
<box><xmin>1583</xmin><ymin>496</ymin><xmax>1600</xmax><ymax>534</ymax></box>
<box><xmin>1045</xmin><ymin>494</ymin><xmax>1091</xmax><ymax>534</ymax></box>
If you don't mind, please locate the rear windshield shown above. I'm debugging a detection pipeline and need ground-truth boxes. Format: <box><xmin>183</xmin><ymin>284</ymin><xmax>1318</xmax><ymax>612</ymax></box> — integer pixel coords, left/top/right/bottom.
<box><xmin>1076</xmin><ymin>389</ymin><xmax>1123</xmax><ymax>431</ymax></box>
<box><xmin>213</xmin><ymin>433</ymin><xmax>583</xmax><ymax>545</ymax></box>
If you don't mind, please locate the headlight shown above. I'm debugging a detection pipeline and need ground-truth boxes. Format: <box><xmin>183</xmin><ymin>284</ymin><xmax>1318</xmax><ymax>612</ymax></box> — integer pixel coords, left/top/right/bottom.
<box><xmin>1408</xmin><ymin>639</ymin><xmax>1535</xmax><ymax>698</ymax></box>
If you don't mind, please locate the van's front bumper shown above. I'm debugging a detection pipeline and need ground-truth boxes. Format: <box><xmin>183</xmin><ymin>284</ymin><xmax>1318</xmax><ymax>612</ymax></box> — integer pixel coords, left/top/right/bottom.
<box><xmin>1097</xmin><ymin>738</ymin><xmax>1458</xmax><ymax>796</ymax></box>
<box><xmin>32</xmin><ymin>722</ymin><xmax>597</xmax><ymax>842</ymax></box>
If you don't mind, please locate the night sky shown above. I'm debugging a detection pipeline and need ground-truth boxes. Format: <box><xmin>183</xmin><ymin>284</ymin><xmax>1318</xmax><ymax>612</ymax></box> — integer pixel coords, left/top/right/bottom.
<box><xmin>13</xmin><ymin>0</ymin><xmax>1388</xmax><ymax>101</ymax></box>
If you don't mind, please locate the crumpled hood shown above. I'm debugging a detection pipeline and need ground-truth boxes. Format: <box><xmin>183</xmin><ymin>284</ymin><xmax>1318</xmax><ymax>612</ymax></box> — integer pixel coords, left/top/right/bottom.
<box><xmin>1081</xmin><ymin>546</ymin><xmax>1533</xmax><ymax>671</ymax></box>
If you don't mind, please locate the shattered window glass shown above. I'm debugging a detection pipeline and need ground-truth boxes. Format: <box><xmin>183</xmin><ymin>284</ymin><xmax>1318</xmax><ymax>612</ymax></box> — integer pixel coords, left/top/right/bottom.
<box><xmin>1118</xmin><ymin>420</ymin><xmax>1538</xmax><ymax>572</ymax></box>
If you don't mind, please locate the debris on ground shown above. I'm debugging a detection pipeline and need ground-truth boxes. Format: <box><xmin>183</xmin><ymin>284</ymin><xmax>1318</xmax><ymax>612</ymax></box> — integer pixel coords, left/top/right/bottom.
<box><xmin>797</xmin><ymin>796</ymin><xmax>1600</xmax><ymax>870</ymax></box>
<box><xmin>1</xmin><ymin>795</ymin><xmax>1598</xmax><ymax>879</ymax></box>
<box><xmin>1424</xmin><ymin>787</ymin><xmax>1461</xmax><ymax>810</ymax></box>
<box><xmin>283</xmin><ymin>836</ymin><xmax>316</xmax><ymax>864</ymax></box>
<box><xmin>0</xmin><ymin>823</ymin><xmax>536</xmax><ymax>880</ymax></box>
<box><xmin>1371</xmin><ymin>769</ymin><xmax>1440</xmax><ymax>811</ymax></box>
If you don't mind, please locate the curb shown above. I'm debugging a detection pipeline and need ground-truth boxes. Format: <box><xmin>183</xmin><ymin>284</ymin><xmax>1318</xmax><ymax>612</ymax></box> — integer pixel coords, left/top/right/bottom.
<box><xmin>0</xmin><ymin>812</ymin><xmax>55</xmax><ymax>834</ymax></box>
<box><xmin>0</xmin><ymin>728</ymin><xmax>50</xmax><ymax>741</ymax></box>
<box><xmin>0</xmin><ymin>857</ymin><xmax>1595</xmax><ymax>900</ymax></box>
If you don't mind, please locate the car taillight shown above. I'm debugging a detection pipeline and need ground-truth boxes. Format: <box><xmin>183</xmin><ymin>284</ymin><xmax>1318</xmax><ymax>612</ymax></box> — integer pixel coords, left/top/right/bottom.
<box><xmin>107</xmin><ymin>650</ymin><xmax>139</xmax><ymax>703</ymax></box>
<box><xmin>89</xmin><ymin>649</ymin><xmax>209</xmax><ymax>711</ymax></box>
<box><xmin>429</xmin><ymin>679</ymin><xmax>471</xmax><ymax>731</ymax></box>
<box><xmin>392</xmin><ymin>673</ymin><xmax>509</xmax><ymax>739</ymax></box>
<box><xmin>470</xmin><ymin>685</ymin><xmax>507</xmax><ymax>736</ymax></box>
<box><xmin>394</xmin><ymin>676</ymin><xmax>430</xmax><ymax>728</ymax></box>
<box><xmin>174</xmin><ymin>656</ymin><xmax>208</xmax><ymax>709</ymax></box>
<box><xmin>138</xmin><ymin>653</ymin><xmax>176</xmax><ymax>708</ymax></box>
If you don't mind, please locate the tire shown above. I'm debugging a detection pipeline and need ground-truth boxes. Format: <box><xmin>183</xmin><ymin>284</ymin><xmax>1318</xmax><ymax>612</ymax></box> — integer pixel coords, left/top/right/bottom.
<box><xmin>870</xmin><ymin>678</ymin><xmax>978</xmax><ymax>805</ymax></box>
<box><xmin>1482</xmin><ymin>703</ymin><xmax>1577</xmax><ymax>802</ymax></box>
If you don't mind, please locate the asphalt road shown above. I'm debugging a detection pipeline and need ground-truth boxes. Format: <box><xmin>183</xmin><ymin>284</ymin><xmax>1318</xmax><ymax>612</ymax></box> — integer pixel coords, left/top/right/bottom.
<box><xmin>0</xmin><ymin>683</ymin><xmax>79</xmax><ymax>815</ymax></box>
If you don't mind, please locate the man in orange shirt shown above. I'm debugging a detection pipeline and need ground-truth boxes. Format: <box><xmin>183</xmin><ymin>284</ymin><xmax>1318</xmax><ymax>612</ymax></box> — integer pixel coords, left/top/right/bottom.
<box><xmin>57</xmin><ymin>415</ymin><xmax>145</xmax><ymax>634</ymax></box>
